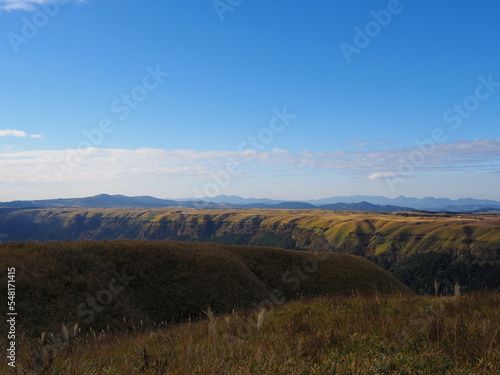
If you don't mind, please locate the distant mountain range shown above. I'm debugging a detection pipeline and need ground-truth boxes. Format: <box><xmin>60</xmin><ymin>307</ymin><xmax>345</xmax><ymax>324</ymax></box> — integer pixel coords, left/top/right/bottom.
<box><xmin>1</xmin><ymin>194</ymin><xmax>499</xmax><ymax>213</ymax></box>
<box><xmin>304</xmin><ymin>195</ymin><xmax>500</xmax><ymax>211</ymax></box>
<box><xmin>177</xmin><ymin>194</ymin><xmax>500</xmax><ymax>212</ymax></box>
<box><xmin>0</xmin><ymin>194</ymin><xmax>226</xmax><ymax>210</ymax></box>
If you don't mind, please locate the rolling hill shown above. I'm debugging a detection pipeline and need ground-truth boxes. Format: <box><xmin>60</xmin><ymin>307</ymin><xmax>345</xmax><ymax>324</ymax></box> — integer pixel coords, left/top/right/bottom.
<box><xmin>0</xmin><ymin>240</ymin><xmax>409</xmax><ymax>338</ymax></box>
<box><xmin>1</xmin><ymin>208</ymin><xmax>499</xmax><ymax>294</ymax></box>
<box><xmin>1</xmin><ymin>208</ymin><xmax>499</xmax><ymax>260</ymax></box>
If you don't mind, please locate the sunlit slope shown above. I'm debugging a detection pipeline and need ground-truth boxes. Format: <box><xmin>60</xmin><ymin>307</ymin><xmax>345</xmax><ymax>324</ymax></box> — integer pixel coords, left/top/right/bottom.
<box><xmin>1</xmin><ymin>208</ymin><xmax>499</xmax><ymax>260</ymax></box>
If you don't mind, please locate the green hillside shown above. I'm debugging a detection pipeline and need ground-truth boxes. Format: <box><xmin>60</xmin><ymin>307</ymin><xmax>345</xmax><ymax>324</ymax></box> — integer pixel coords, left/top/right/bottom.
<box><xmin>1</xmin><ymin>209</ymin><xmax>499</xmax><ymax>260</ymax></box>
<box><xmin>0</xmin><ymin>240</ymin><xmax>409</xmax><ymax>339</ymax></box>
<box><xmin>1</xmin><ymin>208</ymin><xmax>499</xmax><ymax>292</ymax></box>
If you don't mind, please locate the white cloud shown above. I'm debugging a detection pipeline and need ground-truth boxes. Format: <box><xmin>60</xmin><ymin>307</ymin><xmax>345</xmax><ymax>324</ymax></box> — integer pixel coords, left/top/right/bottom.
<box><xmin>368</xmin><ymin>172</ymin><xmax>397</xmax><ymax>181</ymax></box>
<box><xmin>0</xmin><ymin>139</ymin><xmax>499</xmax><ymax>185</ymax></box>
<box><xmin>0</xmin><ymin>0</ymin><xmax>85</xmax><ymax>11</ymax></box>
<box><xmin>0</xmin><ymin>129</ymin><xmax>42</xmax><ymax>138</ymax></box>
<box><xmin>0</xmin><ymin>129</ymin><xmax>27</xmax><ymax>137</ymax></box>
<box><xmin>265</xmin><ymin>139</ymin><xmax>500</xmax><ymax>171</ymax></box>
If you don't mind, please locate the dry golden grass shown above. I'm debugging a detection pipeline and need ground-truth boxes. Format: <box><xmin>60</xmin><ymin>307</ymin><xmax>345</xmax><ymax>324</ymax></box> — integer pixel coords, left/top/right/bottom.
<box><xmin>3</xmin><ymin>208</ymin><xmax>499</xmax><ymax>257</ymax></box>
<box><xmin>12</xmin><ymin>293</ymin><xmax>499</xmax><ymax>375</ymax></box>
<box><xmin>0</xmin><ymin>240</ymin><xmax>409</xmax><ymax>340</ymax></box>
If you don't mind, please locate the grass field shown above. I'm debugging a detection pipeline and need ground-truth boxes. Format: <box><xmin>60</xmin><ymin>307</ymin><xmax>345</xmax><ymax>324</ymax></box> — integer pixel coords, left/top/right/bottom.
<box><xmin>12</xmin><ymin>293</ymin><xmax>499</xmax><ymax>375</ymax></box>
<box><xmin>2</xmin><ymin>209</ymin><xmax>500</xmax><ymax>259</ymax></box>
<box><xmin>2</xmin><ymin>208</ymin><xmax>498</xmax><ymax>294</ymax></box>
<box><xmin>0</xmin><ymin>240</ymin><xmax>497</xmax><ymax>374</ymax></box>
<box><xmin>0</xmin><ymin>240</ymin><xmax>409</xmax><ymax>337</ymax></box>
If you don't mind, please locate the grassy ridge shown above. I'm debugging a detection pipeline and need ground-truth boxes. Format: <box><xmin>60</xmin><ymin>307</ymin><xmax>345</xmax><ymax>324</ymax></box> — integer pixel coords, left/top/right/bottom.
<box><xmin>0</xmin><ymin>241</ymin><xmax>409</xmax><ymax>338</ymax></box>
<box><xmin>22</xmin><ymin>293</ymin><xmax>500</xmax><ymax>375</ymax></box>
<box><xmin>2</xmin><ymin>209</ymin><xmax>499</xmax><ymax>293</ymax></box>
<box><xmin>1</xmin><ymin>209</ymin><xmax>499</xmax><ymax>260</ymax></box>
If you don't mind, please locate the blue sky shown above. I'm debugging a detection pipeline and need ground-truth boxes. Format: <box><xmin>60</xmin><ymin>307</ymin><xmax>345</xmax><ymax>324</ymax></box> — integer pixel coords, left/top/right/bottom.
<box><xmin>1</xmin><ymin>0</ymin><xmax>500</xmax><ymax>201</ymax></box>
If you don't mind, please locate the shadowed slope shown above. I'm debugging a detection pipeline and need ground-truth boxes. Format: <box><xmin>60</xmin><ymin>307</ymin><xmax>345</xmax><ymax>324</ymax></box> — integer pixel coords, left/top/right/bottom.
<box><xmin>0</xmin><ymin>240</ymin><xmax>410</xmax><ymax>338</ymax></box>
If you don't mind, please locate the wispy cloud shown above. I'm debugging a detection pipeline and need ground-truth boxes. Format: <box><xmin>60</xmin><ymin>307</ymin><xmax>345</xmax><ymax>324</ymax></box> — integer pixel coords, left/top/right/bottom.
<box><xmin>368</xmin><ymin>172</ymin><xmax>397</xmax><ymax>181</ymax></box>
<box><xmin>0</xmin><ymin>139</ymin><xmax>499</xmax><ymax>184</ymax></box>
<box><xmin>0</xmin><ymin>0</ymin><xmax>85</xmax><ymax>11</ymax></box>
<box><xmin>0</xmin><ymin>144</ymin><xmax>16</xmax><ymax>153</ymax></box>
<box><xmin>347</xmin><ymin>137</ymin><xmax>368</xmax><ymax>147</ymax></box>
<box><xmin>347</xmin><ymin>142</ymin><xmax>368</xmax><ymax>147</ymax></box>
<box><xmin>254</xmin><ymin>139</ymin><xmax>500</xmax><ymax>172</ymax></box>
<box><xmin>378</xmin><ymin>139</ymin><xmax>395</xmax><ymax>145</ymax></box>
<box><xmin>0</xmin><ymin>129</ymin><xmax>42</xmax><ymax>138</ymax></box>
